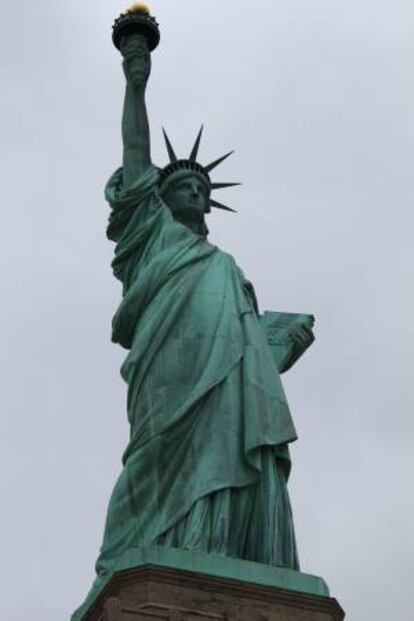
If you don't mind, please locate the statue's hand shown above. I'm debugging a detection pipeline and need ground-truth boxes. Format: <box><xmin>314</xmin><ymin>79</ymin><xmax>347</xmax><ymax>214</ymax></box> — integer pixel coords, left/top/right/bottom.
<box><xmin>288</xmin><ymin>321</ymin><xmax>315</xmax><ymax>351</ymax></box>
<box><xmin>120</xmin><ymin>34</ymin><xmax>151</xmax><ymax>88</ymax></box>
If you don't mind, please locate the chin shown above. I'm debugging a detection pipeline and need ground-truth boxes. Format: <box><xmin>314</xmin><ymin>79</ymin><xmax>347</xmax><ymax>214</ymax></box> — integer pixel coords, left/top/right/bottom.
<box><xmin>174</xmin><ymin>206</ymin><xmax>202</xmax><ymax>219</ymax></box>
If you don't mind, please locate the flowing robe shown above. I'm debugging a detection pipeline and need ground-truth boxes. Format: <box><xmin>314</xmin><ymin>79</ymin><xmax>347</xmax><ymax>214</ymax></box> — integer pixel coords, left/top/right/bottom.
<box><xmin>96</xmin><ymin>166</ymin><xmax>299</xmax><ymax>578</ymax></box>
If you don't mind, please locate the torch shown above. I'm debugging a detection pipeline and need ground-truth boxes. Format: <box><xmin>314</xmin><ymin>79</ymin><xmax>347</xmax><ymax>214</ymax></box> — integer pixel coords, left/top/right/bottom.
<box><xmin>112</xmin><ymin>3</ymin><xmax>161</xmax><ymax>52</ymax></box>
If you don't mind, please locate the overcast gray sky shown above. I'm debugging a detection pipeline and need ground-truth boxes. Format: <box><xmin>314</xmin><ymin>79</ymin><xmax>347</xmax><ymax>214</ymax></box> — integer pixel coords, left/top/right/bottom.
<box><xmin>1</xmin><ymin>1</ymin><xmax>413</xmax><ymax>619</ymax></box>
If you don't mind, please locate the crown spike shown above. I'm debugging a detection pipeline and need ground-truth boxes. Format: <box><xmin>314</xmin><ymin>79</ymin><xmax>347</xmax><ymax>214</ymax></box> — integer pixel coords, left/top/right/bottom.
<box><xmin>210</xmin><ymin>199</ymin><xmax>237</xmax><ymax>213</ymax></box>
<box><xmin>205</xmin><ymin>150</ymin><xmax>234</xmax><ymax>174</ymax></box>
<box><xmin>189</xmin><ymin>125</ymin><xmax>204</xmax><ymax>162</ymax></box>
<box><xmin>162</xmin><ymin>128</ymin><xmax>178</xmax><ymax>163</ymax></box>
<box><xmin>211</xmin><ymin>182</ymin><xmax>241</xmax><ymax>190</ymax></box>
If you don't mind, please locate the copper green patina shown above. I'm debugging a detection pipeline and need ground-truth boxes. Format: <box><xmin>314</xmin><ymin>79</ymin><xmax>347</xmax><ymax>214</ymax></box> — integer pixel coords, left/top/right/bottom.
<box><xmin>74</xmin><ymin>5</ymin><xmax>319</xmax><ymax>617</ymax></box>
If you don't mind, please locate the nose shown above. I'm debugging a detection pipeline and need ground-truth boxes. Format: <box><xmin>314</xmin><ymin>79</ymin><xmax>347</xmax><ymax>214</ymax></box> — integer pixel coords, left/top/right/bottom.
<box><xmin>190</xmin><ymin>182</ymin><xmax>200</xmax><ymax>198</ymax></box>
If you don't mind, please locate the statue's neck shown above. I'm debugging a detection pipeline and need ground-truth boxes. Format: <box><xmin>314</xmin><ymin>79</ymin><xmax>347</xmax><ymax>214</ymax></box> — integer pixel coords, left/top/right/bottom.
<box><xmin>175</xmin><ymin>216</ymin><xmax>208</xmax><ymax>238</ymax></box>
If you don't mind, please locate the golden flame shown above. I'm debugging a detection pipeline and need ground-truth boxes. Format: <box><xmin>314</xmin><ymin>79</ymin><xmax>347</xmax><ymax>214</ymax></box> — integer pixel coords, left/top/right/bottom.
<box><xmin>126</xmin><ymin>2</ymin><xmax>151</xmax><ymax>14</ymax></box>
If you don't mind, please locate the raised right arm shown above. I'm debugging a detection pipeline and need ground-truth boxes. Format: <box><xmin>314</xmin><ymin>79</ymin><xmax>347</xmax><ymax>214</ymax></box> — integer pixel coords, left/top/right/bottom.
<box><xmin>119</xmin><ymin>34</ymin><xmax>152</xmax><ymax>189</ymax></box>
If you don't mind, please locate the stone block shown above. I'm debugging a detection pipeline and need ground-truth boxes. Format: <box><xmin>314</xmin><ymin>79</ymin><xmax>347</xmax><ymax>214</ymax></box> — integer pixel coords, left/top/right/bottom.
<box><xmin>73</xmin><ymin>548</ymin><xmax>344</xmax><ymax>621</ymax></box>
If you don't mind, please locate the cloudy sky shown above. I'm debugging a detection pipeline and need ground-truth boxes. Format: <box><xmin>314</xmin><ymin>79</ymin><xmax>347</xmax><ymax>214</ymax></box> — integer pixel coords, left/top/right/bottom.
<box><xmin>1</xmin><ymin>1</ymin><xmax>413</xmax><ymax>619</ymax></box>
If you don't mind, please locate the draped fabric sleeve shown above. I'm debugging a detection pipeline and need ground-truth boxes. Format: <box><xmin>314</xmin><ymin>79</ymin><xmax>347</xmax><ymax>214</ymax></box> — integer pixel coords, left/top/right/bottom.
<box><xmin>105</xmin><ymin>166</ymin><xmax>167</xmax><ymax>289</ymax></box>
<box><xmin>106</xmin><ymin>166</ymin><xmax>161</xmax><ymax>242</ymax></box>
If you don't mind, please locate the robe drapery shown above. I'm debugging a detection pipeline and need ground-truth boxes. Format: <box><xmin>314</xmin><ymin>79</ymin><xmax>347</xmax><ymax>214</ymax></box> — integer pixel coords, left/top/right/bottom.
<box><xmin>96</xmin><ymin>166</ymin><xmax>299</xmax><ymax>579</ymax></box>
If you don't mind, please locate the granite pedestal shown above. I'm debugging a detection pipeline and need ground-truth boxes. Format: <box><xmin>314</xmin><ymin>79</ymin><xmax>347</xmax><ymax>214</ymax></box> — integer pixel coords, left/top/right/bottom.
<box><xmin>73</xmin><ymin>548</ymin><xmax>344</xmax><ymax>621</ymax></box>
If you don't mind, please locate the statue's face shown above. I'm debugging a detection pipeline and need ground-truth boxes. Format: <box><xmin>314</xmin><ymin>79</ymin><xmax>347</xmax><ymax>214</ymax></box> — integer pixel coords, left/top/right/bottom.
<box><xmin>162</xmin><ymin>172</ymin><xmax>210</xmax><ymax>223</ymax></box>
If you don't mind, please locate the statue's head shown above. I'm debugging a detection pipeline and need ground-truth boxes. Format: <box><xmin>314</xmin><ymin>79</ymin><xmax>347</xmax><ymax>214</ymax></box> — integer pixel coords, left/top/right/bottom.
<box><xmin>161</xmin><ymin>170</ymin><xmax>211</xmax><ymax>227</ymax></box>
<box><xmin>158</xmin><ymin>127</ymin><xmax>240</xmax><ymax>236</ymax></box>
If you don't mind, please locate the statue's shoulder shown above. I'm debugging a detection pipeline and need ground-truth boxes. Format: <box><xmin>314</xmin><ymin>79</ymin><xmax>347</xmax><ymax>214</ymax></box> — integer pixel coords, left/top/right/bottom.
<box><xmin>105</xmin><ymin>165</ymin><xmax>161</xmax><ymax>207</ymax></box>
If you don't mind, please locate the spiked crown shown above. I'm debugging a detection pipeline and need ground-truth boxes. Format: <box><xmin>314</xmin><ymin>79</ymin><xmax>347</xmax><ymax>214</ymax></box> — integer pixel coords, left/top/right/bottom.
<box><xmin>160</xmin><ymin>126</ymin><xmax>240</xmax><ymax>213</ymax></box>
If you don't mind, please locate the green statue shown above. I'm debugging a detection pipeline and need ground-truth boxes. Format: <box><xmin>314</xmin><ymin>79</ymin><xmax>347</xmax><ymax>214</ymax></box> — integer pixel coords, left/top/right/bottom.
<box><xmin>95</xmin><ymin>3</ymin><xmax>315</xmax><ymax>586</ymax></box>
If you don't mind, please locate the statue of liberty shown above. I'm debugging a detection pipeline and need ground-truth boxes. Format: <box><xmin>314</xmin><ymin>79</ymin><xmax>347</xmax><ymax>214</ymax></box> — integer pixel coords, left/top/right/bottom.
<box><xmin>94</xmin><ymin>3</ymin><xmax>315</xmax><ymax>586</ymax></box>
